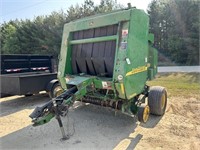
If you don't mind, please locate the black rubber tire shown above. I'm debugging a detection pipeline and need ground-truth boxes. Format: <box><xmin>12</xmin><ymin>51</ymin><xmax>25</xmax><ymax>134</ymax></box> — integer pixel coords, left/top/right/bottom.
<box><xmin>148</xmin><ymin>86</ymin><xmax>167</xmax><ymax>115</ymax></box>
<box><xmin>138</xmin><ymin>105</ymin><xmax>150</xmax><ymax>123</ymax></box>
<box><xmin>49</xmin><ymin>82</ymin><xmax>63</xmax><ymax>98</ymax></box>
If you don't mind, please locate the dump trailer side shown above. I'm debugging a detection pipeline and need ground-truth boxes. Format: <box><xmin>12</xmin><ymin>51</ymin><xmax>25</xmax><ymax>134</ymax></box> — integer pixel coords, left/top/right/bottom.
<box><xmin>0</xmin><ymin>54</ymin><xmax>55</xmax><ymax>74</ymax></box>
<box><xmin>0</xmin><ymin>54</ymin><xmax>57</xmax><ymax>96</ymax></box>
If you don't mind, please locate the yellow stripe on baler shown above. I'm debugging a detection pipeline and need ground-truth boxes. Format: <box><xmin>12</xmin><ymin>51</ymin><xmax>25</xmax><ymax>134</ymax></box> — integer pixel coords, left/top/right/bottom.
<box><xmin>120</xmin><ymin>83</ymin><xmax>125</xmax><ymax>94</ymax></box>
<box><xmin>126</xmin><ymin>64</ymin><xmax>150</xmax><ymax>76</ymax></box>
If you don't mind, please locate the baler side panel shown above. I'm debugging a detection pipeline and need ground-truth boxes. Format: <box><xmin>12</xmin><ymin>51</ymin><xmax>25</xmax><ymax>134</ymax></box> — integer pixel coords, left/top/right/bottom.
<box><xmin>58</xmin><ymin>27</ymin><xmax>72</xmax><ymax>89</ymax></box>
<box><xmin>113</xmin><ymin>21</ymin><xmax>130</xmax><ymax>99</ymax></box>
<box><xmin>124</xmin><ymin>9</ymin><xmax>149</xmax><ymax>99</ymax></box>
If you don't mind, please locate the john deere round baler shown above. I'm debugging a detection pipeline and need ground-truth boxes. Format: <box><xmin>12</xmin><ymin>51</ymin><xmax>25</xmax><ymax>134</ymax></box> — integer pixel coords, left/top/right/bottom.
<box><xmin>30</xmin><ymin>7</ymin><xmax>167</xmax><ymax>140</ymax></box>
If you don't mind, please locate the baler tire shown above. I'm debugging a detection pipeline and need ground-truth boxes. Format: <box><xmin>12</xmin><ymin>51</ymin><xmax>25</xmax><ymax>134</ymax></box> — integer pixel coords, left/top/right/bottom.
<box><xmin>49</xmin><ymin>82</ymin><xmax>64</xmax><ymax>98</ymax></box>
<box><xmin>148</xmin><ymin>86</ymin><xmax>167</xmax><ymax>115</ymax></box>
<box><xmin>138</xmin><ymin>105</ymin><xmax>150</xmax><ymax>123</ymax></box>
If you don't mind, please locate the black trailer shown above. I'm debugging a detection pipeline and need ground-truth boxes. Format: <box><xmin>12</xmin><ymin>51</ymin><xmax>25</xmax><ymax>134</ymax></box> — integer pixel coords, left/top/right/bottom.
<box><xmin>0</xmin><ymin>54</ymin><xmax>58</xmax><ymax>97</ymax></box>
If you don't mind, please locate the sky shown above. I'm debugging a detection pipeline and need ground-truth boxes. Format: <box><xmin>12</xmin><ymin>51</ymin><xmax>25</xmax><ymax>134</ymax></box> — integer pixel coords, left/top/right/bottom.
<box><xmin>0</xmin><ymin>0</ymin><xmax>152</xmax><ymax>23</ymax></box>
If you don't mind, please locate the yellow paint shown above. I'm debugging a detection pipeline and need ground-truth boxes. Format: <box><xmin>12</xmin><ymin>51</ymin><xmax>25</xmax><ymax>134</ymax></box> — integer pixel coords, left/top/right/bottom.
<box><xmin>120</xmin><ymin>83</ymin><xmax>125</xmax><ymax>94</ymax></box>
<box><xmin>126</xmin><ymin>64</ymin><xmax>150</xmax><ymax>77</ymax></box>
<box><xmin>113</xmin><ymin>138</ymin><xmax>131</xmax><ymax>150</ymax></box>
<box><xmin>143</xmin><ymin>105</ymin><xmax>150</xmax><ymax>123</ymax></box>
<box><xmin>161</xmin><ymin>93</ymin><xmax>166</xmax><ymax>109</ymax></box>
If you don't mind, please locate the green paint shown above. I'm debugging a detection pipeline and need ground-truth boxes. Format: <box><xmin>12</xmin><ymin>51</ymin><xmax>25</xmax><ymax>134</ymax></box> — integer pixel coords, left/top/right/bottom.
<box><xmin>70</xmin><ymin>35</ymin><xmax>117</xmax><ymax>45</ymax></box>
<box><xmin>33</xmin><ymin>113</ymin><xmax>55</xmax><ymax>126</ymax></box>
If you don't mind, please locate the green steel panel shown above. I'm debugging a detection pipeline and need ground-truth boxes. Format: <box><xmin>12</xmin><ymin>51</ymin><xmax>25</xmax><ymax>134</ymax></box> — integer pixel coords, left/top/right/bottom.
<box><xmin>69</xmin><ymin>35</ymin><xmax>117</xmax><ymax>45</ymax></box>
<box><xmin>113</xmin><ymin>21</ymin><xmax>130</xmax><ymax>99</ymax></box>
<box><xmin>64</xmin><ymin>9</ymin><xmax>131</xmax><ymax>32</ymax></box>
<box><xmin>148</xmin><ymin>33</ymin><xmax>154</xmax><ymax>43</ymax></box>
<box><xmin>123</xmin><ymin>9</ymin><xmax>149</xmax><ymax>99</ymax></box>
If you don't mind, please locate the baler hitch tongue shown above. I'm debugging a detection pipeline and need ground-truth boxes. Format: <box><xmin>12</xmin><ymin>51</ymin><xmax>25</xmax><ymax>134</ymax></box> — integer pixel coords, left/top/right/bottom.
<box><xmin>29</xmin><ymin>86</ymin><xmax>78</xmax><ymax>140</ymax></box>
<box><xmin>29</xmin><ymin>101</ymin><xmax>54</xmax><ymax>126</ymax></box>
<box><xmin>29</xmin><ymin>101</ymin><xmax>53</xmax><ymax>120</ymax></box>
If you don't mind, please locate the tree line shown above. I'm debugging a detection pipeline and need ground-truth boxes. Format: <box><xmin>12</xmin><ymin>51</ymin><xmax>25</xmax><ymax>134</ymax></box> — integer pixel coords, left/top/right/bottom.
<box><xmin>1</xmin><ymin>0</ymin><xmax>199</xmax><ymax>65</ymax></box>
<box><xmin>148</xmin><ymin>0</ymin><xmax>199</xmax><ymax>65</ymax></box>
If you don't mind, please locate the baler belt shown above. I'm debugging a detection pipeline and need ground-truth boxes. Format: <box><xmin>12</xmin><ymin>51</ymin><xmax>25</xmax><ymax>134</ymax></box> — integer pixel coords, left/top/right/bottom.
<box><xmin>71</xmin><ymin>24</ymin><xmax>118</xmax><ymax>77</ymax></box>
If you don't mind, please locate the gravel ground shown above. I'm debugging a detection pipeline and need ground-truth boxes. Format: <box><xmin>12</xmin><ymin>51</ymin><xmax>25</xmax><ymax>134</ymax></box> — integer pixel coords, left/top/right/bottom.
<box><xmin>0</xmin><ymin>93</ymin><xmax>200</xmax><ymax>150</ymax></box>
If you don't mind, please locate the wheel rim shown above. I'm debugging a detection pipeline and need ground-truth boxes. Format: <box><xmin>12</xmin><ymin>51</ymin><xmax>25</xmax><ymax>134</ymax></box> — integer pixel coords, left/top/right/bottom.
<box><xmin>143</xmin><ymin>105</ymin><xmax>150</xmax><ymax>123</ymax></box>
<box><xmin>53</xmin><ymin>86</ymin><xmax>63</xmax><ymax>97</ymax></box>
<box><xmin>161</xmin><ymin>93</ymin><xmax>166</xmax><ymax>109</ymax></box>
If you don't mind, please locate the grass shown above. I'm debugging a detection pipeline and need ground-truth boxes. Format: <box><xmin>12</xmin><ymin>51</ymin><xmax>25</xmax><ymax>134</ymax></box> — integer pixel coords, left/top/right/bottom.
<box><xmin>147</xmin><ymin>73</ymin><xmax>200</xmax><ymax>99</ymax></box>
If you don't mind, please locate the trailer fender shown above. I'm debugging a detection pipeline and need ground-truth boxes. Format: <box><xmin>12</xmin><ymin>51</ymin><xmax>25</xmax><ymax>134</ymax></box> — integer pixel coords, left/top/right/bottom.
<box><xmin>46</xmin><ymin>79</ymin><xmax>59</xmax><ymax>92</ymax></box>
